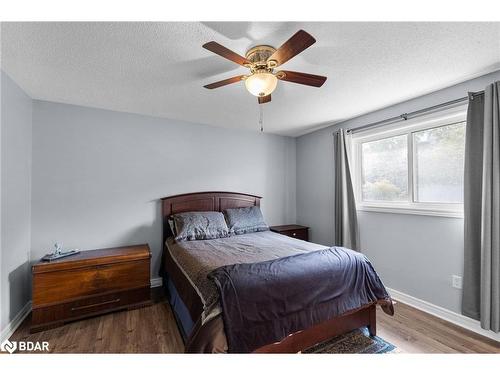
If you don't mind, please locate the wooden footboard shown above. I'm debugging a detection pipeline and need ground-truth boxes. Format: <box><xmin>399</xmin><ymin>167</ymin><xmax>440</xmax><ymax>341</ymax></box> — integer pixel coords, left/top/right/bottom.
<box><xmin>254</xmin><ymin>304</ymin><xmax>376</xmax><ymax>353</ymax></box>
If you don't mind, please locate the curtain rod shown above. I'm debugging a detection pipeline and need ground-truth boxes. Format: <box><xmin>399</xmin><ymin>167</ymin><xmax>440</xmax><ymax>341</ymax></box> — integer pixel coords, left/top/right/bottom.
<box><xmin>346</xmin><ymin>90</ymin><xmax>484</xmax><ymax>134</ymax></box>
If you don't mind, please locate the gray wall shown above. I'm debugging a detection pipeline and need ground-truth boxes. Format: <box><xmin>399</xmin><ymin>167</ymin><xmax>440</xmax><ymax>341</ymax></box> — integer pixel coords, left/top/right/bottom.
<box><xmin>296</xmin><ymin>70</ymin><xmax>500</xmax><ymax>314</ymax></box>
<box><xmin>31</xmin><ymin>100</ymin><xmax>297</xmax><ymax>278</ymax></box>
<box><xmin>1</xmin><ymin>71</ymin><xmax>32</xmax><ymax>334</ymax></box>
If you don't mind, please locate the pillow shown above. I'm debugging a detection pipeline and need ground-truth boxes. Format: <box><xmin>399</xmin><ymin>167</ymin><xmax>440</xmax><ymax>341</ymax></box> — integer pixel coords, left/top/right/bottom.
<box><xmin>173</xmin><ymin>211</ymin><xmax>230</xmax><ymax>241</ymax></box>
<box><xmin>224</xmin><ymin>206</ymin><xmax>269</xmax><ymax>235</ymax></box>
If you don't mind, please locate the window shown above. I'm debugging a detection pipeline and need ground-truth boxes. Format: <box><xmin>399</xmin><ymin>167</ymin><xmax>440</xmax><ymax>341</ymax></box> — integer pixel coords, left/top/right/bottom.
<box><xmin>361</xmin><ymin>134</ymin><xmax>408</xmax><ymax>202</ymax></box>
<box><xmin>351</xmin><ymin>106</ymin><xmax>466</xmax><ymax>217</ymax></box>
<box><xmin>413</xmin><ymin>123</ymin><xmax>465</xmax><ymax>203</ymax></box>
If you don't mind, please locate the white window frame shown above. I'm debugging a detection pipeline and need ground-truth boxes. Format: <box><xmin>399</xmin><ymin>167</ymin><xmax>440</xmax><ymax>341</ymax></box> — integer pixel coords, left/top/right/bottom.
<box><xmin>350</xmin><ymin>105</ymin><xmax>467</xmax><ymax>218</ymax></box>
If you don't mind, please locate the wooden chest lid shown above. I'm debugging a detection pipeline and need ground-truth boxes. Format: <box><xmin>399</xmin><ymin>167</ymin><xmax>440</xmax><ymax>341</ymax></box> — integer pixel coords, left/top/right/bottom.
<box><xmin>32</xmin><ymin>244</ymin><xmax>151</xmax><ymax>274</ymax></box>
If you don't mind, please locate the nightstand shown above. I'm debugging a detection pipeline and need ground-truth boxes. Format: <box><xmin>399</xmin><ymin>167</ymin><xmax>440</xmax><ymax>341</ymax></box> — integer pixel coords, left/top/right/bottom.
<box><xmin>270</xmin><ymin>225</ymin><xmax>309</xmax><ymax>241</ymax></box>
<box><xmin>31</xmin><ymin>244</ymin><xmax>152</xmax><ymax>332</ymax></box>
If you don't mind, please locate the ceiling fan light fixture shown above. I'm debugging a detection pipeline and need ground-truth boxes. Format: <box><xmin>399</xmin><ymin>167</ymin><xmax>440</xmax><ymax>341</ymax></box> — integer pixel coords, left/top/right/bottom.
<box><xmin>244</xmin><ymin>72</ymin><xmax>277</xmax><ymax>97</ymax></box>
<box><xmin>202</xmin><ymin>31</ymin><xmax>327</xmax><ymax>105</ymax></box>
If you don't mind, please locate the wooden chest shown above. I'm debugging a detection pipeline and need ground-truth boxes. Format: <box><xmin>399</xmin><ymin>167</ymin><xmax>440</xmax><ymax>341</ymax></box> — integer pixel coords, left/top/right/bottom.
<box><xmin>31</xmin><ymin>244</ymin><xmax>151</xmax><ymax>332</ymax></box>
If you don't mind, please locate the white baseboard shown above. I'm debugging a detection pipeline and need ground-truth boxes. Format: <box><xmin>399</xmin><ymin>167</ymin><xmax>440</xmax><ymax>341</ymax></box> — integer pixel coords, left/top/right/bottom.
<box><xmin>0</xmin><ymin>301</ymin><xmax>32</xmax><ymax>343</ymax></box>
<box><xmin>386</xmin><ymin>287</ymin><xmax>500</xmax><ymax>343</ymax></box>
<box><xmin>1</xmin><ymin>278</ymin><xmax>162</xmax><ymax>342</ymax></box>
<box><xmin>150</xmin><ymin>277</ymin><xmax>163</xmax><ymax>288</ymax></box>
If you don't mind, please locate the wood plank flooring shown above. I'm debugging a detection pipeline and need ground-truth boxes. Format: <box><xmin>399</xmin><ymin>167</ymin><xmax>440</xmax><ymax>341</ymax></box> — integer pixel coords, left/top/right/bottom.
<box><xmin>9</xmin><ymin>292</ymin><xmax>500</xmax><ymax>353</ymax></box>
<box><xmin>377</xmin><ymin>303</ymin><xmax>499</xmax><ymax>353</ymax></box>
<box><xmin>11</xmin><ymin>299</ymin><xmax>184</xmax><ymax>353</ymax></box>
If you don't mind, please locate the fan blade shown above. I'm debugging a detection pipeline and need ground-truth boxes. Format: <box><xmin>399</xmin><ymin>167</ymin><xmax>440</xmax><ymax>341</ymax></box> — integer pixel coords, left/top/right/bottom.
<box><xmin>203</xmin><ymin>41</ymin><xmax>251</xmax><ymax>66</ymax></box>
<box><xmin>204</xmin><ymin>75</ymin><xmax>245</xmax><ymax>89</ymax></box>
<box><xmin>268</xmin><ymin>30</ymin><xmax>316</xmax><ymax>67</ymax></box>
<box><xmin>277</xmin><ymin>70</ymin><xmax>327</xmax><ymax>87</ymax></box>
<box><xmin>258</xmin><ymin>95</ymin><xmax>271</xmax><ymax>104</ymax></box>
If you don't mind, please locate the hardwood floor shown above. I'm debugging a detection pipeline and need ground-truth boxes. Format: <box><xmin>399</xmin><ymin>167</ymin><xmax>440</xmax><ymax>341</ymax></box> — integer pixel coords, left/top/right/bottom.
<box><xmin>9</xmin><ymin>291</ymin><xmax>500</xmax><ymax>353</ymax></box>
<box><xmin>10</xmin><ymin>289</ymin><xmax>184</xmax><ymax>354</ymax></box>
<box><xmin>377</xmin><ymin>303</ymin><xmax>499</xmax><ymax>353</ymax></box>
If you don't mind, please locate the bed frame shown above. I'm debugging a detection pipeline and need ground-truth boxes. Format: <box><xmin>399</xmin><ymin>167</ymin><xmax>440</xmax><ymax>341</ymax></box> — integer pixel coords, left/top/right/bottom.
<box><xmin>161</xmin><ymin>191</ymin><xmax>376</xmax><ymax>353</ymax></box>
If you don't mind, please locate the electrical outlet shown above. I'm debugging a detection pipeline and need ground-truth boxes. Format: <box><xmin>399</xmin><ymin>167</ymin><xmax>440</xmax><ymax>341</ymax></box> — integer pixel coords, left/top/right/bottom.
<box><xmin>452</xmin><ymin>275</ymin><xmax>463</xmax><ymax>289</ymax></box>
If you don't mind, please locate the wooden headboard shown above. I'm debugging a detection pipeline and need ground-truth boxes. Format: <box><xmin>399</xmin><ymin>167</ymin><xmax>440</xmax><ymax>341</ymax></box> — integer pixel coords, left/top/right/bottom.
<box><xmin>160</xmin><ymin>191</ymin><xmax>261</xmax><ymax>245</ymax></box>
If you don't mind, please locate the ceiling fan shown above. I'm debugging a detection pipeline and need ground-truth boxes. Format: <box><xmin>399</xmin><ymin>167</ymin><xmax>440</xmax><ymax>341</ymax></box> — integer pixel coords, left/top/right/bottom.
<box><xmin>202</xmin><ymin>30</ymin><xmax>327</xmax><ymax>104</ymax></box>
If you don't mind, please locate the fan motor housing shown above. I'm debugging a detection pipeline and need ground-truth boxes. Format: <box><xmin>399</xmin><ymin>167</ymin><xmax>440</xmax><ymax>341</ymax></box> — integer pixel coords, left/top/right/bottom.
<box><xmin>245</xmin><ymin>45</ymin><xmax>276</xmax><ymax>68</ymax></box>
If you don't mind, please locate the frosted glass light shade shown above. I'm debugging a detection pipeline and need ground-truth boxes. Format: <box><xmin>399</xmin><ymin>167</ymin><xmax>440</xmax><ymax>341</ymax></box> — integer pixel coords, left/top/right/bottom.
<box><xmin>245</xmin><ymin>72</ymin><xmax>278</xmax><ymax>97</ymax></box>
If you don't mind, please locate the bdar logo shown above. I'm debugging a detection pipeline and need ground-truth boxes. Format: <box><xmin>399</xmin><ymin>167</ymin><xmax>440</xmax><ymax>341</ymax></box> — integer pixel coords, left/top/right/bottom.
<box><xmin>0</xmin><ymin>339</ymin><xmax>48</xmax><ymax>353</ymax></box>
<box><xmin>1</xmin><ymin>339</ymin><xmax>17</xmax><ymax>354</ymax></box>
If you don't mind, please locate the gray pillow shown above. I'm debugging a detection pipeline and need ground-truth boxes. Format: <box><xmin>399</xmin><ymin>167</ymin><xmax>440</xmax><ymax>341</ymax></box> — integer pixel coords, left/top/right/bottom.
<box><xmin>224</xmin><ymin>206</ymin><xmax>269</xmax><ymax>235</ymax></box>
<box><xmin>173</xmin><ymin>211</ymin><xmax>230</xmax><ymax>241</ymax></box>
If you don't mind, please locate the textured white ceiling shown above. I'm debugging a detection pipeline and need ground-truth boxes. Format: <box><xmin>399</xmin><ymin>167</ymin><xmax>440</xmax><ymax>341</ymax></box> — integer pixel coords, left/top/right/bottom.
<box><xmin>1</xmin><ymin>22</ymin><xmax>500</xmax><ymax>136</ymax></box>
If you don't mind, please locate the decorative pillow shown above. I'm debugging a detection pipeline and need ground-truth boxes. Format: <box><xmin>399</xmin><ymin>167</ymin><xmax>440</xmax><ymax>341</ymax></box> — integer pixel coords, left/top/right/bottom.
<box><xmin>224</xmin><ymin>206</ymin><xmax>269</xmax><ymax>235</ymax></box>
<box><xmin>173</xmin><ymin>211</ymin><xmax>230</xmax><ymax>241</ymax></box>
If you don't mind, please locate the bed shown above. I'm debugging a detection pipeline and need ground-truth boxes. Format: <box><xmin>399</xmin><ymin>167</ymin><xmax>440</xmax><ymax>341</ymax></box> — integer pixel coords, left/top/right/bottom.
<box><xmin>161</xmin><ymin>191</ymin><xmax>393</xmax><ymax>353</ymax></box>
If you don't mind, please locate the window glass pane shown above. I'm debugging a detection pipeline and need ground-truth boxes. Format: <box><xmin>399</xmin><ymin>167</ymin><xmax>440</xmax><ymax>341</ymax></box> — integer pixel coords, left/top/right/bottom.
<box><xmin>361</xmin><ymin>135</ymin><xmax>408</xmax><ymax>201</ymax></box>
<box><xmin>413</xmin><ymin>122</ymin><xmax>465</xmax><ymax>203</ymax></box>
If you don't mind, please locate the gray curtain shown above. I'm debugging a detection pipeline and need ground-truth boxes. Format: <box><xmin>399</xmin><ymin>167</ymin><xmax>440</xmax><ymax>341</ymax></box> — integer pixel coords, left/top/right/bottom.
<box><xmin>333</xmin><ymin>129</ymin><xmax>359</xmax><ymax>250</ymax></box>
<box><xmin>462</xmin><ymin>81</ymin><xmax>500</xmax><ymax>333</ymax></box>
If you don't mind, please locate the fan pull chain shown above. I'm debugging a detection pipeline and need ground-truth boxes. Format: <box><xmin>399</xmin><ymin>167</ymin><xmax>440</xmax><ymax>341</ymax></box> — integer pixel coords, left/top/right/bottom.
<box><xmin>259</xmin><ymin>104</ymin><xmax>264</xmax><ymax>132</ymax></box>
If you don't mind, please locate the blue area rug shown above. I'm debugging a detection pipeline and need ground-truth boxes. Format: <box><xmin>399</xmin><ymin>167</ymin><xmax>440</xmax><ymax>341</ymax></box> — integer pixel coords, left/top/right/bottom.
<box><xmin>303</xmin><ymin>327</ymin><xmax>397</xmax><ymax>354</ymax></box>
